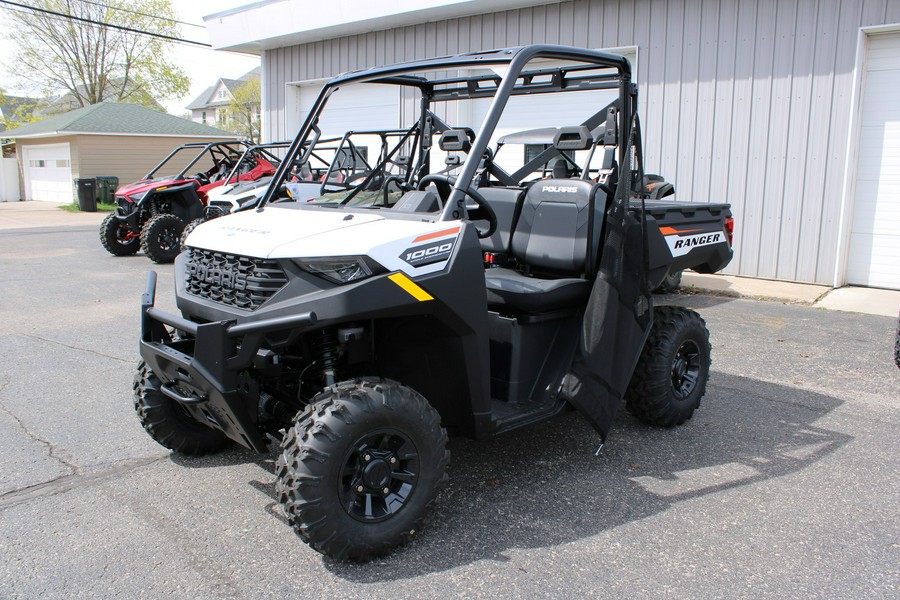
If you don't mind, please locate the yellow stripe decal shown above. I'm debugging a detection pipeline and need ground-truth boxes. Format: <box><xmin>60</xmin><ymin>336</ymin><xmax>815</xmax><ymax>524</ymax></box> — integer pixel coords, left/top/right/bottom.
<box><xmin>388</xmin><ymin>273</ymin><xmax>434</xmax><ymax>302</ymax></box>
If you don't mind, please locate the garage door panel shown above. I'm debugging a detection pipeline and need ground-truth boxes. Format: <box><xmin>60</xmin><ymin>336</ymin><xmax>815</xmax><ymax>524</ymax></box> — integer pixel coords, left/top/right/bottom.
<box><xmin>848</xmin><ymin>233</ymin><xmax>900</xmax><ymax>290</ymax></box>
<box><xmin>855</xmin><ymin>140</ymin><xmax>900</xmax><ymax>181</ymax></box>
<box><xmin>295</xmin><ymin>83</ymin><xmax>400</xmax><ymax>137</ymax></box>
<box><xmin>850</xmin><ymin>183</ymin><xmax>900</xmax><ymax>235</ymax></box>
<box><xmin>23</xmin><ymin>144</ymin><xmax>73</xmax><ymax>203</ymax></box>
<box><xmin>848</xmin><ymin>33</ymin><xmax>900</xmax><ymax>289</ymax></box>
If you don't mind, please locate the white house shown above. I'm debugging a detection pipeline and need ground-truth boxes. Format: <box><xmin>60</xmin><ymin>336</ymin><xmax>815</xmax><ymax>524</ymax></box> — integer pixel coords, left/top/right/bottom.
<box><xmin>186</xmin><ymin>67</ymin><xmax>261</xmax><ymax>127</ymax></box>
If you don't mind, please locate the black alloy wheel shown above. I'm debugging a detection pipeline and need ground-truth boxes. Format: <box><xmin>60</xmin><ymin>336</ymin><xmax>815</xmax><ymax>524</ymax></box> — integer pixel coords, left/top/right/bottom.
<box><xmin>338</xmin><ymin>429</ymin><xmax>420</xmax><ymax>523</ymax></box>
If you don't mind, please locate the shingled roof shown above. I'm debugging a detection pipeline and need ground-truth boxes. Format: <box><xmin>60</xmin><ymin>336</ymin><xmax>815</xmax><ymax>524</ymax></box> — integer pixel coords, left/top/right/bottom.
<box><xmin>1</xmin><ymin>102</ymin><xmax>236</xmax><ymax>139</ymax></box>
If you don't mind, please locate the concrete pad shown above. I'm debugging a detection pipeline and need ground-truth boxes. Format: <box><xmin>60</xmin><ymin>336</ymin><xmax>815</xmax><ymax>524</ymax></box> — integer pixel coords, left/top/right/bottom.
<box><xmin>681</xmin><ymin>273</ymin><xmax>830</xmax><ymax>304</ymax></box>
<box><xmin>0</xmin><ymin>200</ymin><xmax>107</xmax><ymax>230</ymax></box>
<box><xmin>814</xmin><ymin>286</ymin><xmax>900</xmax><ymax>317</ymax></box>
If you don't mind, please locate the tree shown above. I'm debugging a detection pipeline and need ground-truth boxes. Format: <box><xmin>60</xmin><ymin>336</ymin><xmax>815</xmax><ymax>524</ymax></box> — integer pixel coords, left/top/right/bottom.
<box><xmin>226</xmin><ymin>78</ymin><xmax>261</xmax><ymax>143</ymax></box>
<box><xmin>6</xmin><ymin>0</ymin><xmax>189</xmax><ymax>110</ymax></box>
<box><xmin>0</xmin><ymin>88</ymin><xmax>42</xmax><ymax>132</ymax></box>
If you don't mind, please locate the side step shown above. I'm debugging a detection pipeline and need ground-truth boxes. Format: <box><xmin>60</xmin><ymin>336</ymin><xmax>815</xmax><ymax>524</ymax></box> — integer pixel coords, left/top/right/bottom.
<box><xmin>489</xmin><ymin>397</ymin><xmax>570</xmax><ymax>435</ymax></box>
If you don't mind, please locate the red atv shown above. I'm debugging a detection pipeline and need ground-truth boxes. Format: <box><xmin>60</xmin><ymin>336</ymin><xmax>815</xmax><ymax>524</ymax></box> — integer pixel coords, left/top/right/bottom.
<box><xmin>99</xmin><ymin>140</ymin><xmax>276</xmax><ymax>263</ymax></box>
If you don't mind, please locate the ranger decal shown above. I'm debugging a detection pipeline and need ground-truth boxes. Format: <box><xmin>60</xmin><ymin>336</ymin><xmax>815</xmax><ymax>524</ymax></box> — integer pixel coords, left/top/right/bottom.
<box><xmin>664</xmin><ymin>230</ymin><xmax>724</xmax><ymax>257</ymax></box>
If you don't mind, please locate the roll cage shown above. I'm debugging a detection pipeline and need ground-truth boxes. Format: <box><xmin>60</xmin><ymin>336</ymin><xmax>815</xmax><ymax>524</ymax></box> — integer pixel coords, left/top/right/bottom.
<box><xmin>144</xmin><ymin>140</ymin><xmax>250</xmax><ymax>181</ymax></box>
<box><xmin>259</xmin><ymin>45</ymin><xmax>638</xmax><ymax>215</ymax></box>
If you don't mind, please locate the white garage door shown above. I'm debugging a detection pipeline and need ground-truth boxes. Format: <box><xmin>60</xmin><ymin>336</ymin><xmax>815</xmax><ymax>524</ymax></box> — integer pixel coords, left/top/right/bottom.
<box><xmin>847</xmin><ymin>33</ymin><xmax>900</xmax><ymax>290</ymax></box>
<box><xmin>291</xmin><ymin>82</ymin><xmax>401</xmax><ymax>137</ymax></box>
<box><xmin>23</xmin><ymin>143</ymin><xmax>73</xmax><ymax>203</ymax></box>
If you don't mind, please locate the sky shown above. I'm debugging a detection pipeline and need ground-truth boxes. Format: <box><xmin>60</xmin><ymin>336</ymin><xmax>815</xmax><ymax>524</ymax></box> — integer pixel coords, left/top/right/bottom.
<box><xmin>0</xmin><ymin>0</ymin><xmax>260</xmax><ymax>116</ymax></box>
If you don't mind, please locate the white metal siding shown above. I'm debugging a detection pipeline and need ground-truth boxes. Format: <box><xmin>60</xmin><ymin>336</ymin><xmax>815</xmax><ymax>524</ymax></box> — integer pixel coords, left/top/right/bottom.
<box><xmin>262</xmin><ymin>0</ymin><xmax>900</xmax><ymax>285</ymax></box>
<box><xmin>847</xmin><ymin>32</ymin><xmax>900</xmax><ymax>290</ymax></box>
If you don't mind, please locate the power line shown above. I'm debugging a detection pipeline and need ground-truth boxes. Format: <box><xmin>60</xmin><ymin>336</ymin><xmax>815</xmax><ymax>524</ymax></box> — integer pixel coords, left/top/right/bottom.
<box><xmin>77</xmin><ymin>0</ymin><xmax>206</xmax><ymax>29</ymax></box>
<box><xmin>0</xmin><ymin>0</ymin><xmax>211</xmax><ymax>47</ymax></box>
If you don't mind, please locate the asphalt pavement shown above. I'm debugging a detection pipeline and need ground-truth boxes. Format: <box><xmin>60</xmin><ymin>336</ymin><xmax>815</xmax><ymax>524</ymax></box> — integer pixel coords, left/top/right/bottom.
<box><xmin>0</xmin><ymin>202</ymin><xmax>898</xmax><ymax>598</ymax></box>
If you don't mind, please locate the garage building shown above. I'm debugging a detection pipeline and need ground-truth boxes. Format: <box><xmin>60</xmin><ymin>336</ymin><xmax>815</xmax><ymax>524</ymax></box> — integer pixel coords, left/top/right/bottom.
<box><xmin>203</xmin><ymin>0</ymin><xmax>900</xmax><ymax>290</ymax></box>
<box><xmin>3</xmin><ymin>102</ymin><xmax>235</xmax><ymax>204</ymax></box>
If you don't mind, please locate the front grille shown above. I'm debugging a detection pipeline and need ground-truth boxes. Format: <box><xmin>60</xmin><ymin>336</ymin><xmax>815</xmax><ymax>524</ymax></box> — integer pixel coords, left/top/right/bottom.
<box><xmin>206</xmin><ymin>203</ymin><xmax>230</xmax><ymax>219</ymax></box>
<box><xmin>184</xmin><ymin>248</ymin><xmax>288</xmax><ymax>311</ymax></box>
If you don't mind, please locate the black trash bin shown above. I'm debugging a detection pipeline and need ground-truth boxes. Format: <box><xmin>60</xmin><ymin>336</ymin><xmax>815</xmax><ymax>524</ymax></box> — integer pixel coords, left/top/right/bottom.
<box><xmin>96</xmin><ymin>176</ymin><xmax>119</xmax><ymax>206</ymax></box>
<box><xmin>74</xmin><ymin>178</ymin><xmax>97</xmax><ymax>212</ymax></box>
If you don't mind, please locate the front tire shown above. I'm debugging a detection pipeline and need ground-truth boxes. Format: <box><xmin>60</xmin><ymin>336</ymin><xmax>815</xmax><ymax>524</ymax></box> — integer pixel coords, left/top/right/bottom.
<box><xmin>133</xmin><ymin>361</ymin><xmax>232</xmax><ymax>455</ymax></box>
<box><xmin>180</xmin><ymin>217</ymin><xmax>205</xmax><ymax>252</ymax></box>
<box><xmin>276</xmin><ymin>378</ymin><xmax>449</xmax><ymax>561</ymax></box>
<box><xmin>141</xmin><ymin>214</ymin><xmax>184</xmax><ymax>263</ymax></box>
<box><xmin>625</xmin><ymin>306</ymin><xmax>711</xmax><ymax>427</ymax></box>
<box><xmin>99</xmin><ymin>213</ymin><xmax>140</xmax><ymax>256</ymax></box>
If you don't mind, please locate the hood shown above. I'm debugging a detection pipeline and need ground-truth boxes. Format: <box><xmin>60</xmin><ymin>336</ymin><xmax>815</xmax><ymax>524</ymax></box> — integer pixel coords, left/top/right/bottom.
<box><xmin>184</xmin><ymin>206</ymin><xmax>385</xmax><ymax>258</ymax></box>
<box><xmin>116</xmin><ymin>177</ymin><xmax>190</xmax><ymax>199</ymax></box>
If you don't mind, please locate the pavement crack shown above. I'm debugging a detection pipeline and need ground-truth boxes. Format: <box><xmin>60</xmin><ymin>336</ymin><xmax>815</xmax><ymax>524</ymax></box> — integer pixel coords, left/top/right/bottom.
<box><xmin>12</xmin><ymin>330</ymin><xmax>132</xmax><ymax>364</ymax></box>
<box><xmin>0</xmin><ymin>456</ymin><xmax>166</xmax><ymax>510</ymax></box>
<box><xmin>0</xmin><ymin>377</ymin><xmax>80</xmax><ymax>477</ymax></box>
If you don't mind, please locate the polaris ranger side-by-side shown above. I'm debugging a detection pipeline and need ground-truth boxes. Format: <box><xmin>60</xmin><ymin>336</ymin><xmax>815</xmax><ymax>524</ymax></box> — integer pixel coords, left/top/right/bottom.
<box><xmin>136</xmin><ymin>45</ymin><xmax>734</xmax><ymax>561</ymax></box>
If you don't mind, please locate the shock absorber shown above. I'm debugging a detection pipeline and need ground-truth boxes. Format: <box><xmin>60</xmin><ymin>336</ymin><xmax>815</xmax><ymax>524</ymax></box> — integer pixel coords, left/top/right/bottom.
<box><xmin>312</xmin><ymin>329</ymin><xmax>339</xmax><ymax>388</ymax></box>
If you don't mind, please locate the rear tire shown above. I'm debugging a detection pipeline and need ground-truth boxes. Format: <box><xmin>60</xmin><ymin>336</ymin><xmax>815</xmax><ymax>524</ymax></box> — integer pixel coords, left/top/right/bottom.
<box><xmin>141</xmin><ymin>214</ymin><xmax>184</xmax><ymax>263</ymax></box>
<box><xmin>625</xmin><ymin>306</ymin><xmax>710</xmax><ymax>427</ymax></box>
<box><xmin>133</xmin><ymin>361</ymin><xmax>231</xmax><ymax>455</ymax></box>
<box><xmin>99</xmin><ymin>213</ymin><xmax>140</xmax><ymax>256</ymax></box>
<box><xmin>654</xmin><ymin>270</ymin><xmax>683</xmax><ymax>294</ymax></box>
<box><xmin>276</xmin><ymin>378</ymin><xmax>449</xmax><ymax>561</ymax></box>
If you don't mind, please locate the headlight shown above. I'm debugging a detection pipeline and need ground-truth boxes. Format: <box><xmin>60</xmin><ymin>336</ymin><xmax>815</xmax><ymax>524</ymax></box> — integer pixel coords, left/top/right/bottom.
<box><xmin>128</xmin><ymin>190</ymin><xmax>148</xmax><ymax>202</ymax></box>
<box><xmin>294</xmin><ymin>256</ymin><xmax>386</xmax><ymax>285</ymax></box>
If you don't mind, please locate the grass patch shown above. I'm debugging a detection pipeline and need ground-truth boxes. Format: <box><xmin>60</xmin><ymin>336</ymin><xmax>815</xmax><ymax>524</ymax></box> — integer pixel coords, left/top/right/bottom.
<box><xmin>59</xmin><ymin>201</ymin><xmax>116</xmax><ymax>213</ymax></box>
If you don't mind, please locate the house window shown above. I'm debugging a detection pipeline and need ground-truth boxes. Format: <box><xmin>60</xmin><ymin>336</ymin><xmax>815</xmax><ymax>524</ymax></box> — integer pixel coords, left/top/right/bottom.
<box><xmin>55</xmin><ymin>160</ymin><xmax>69</xmax><ymax>168</ymax></box>
<box><xmin>218</xmin><ymin>89</ymin><xmax>227</xmax><ymax>99</ymax></box>
<box><xmin>201</xmin><ymin>111</ymin><xmax>207</xmax><ymax>124</ymax></box>
<box><xmin>29</xmin><ymin>160</ymin><xmax>46</xmax><ymax>168</ymax></box>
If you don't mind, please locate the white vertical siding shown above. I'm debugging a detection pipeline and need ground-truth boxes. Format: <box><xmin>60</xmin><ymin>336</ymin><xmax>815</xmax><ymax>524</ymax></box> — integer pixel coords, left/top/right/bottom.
<box><xmin>261</xmin><ymin>0</ymin><xmax>897</xmax><ymax>286</ymax></box>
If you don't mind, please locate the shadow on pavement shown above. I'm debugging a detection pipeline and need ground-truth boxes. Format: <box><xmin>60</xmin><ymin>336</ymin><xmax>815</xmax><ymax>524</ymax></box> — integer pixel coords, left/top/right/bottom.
<box><xmin>326</xmin><ymin>371</ymin><xmax>849</xmax><ymax>578</ymax></box>
<box><xmin>167</xmin><ymin>370</ymin><xmax>849</xmax><ymax>576</ymax></box>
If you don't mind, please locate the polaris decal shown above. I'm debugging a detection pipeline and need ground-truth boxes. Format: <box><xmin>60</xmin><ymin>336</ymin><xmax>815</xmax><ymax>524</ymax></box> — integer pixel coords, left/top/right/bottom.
<box><xmin>542</xmin><ymin>185</ymin><xmax>579</xmax><ymax>193</ymax></box>
<box><xmin>664</xmin><ymin>231</ymin><xmax>723</xmax><ymax>257</ymax></box>
<box><xmin>400</xmin><ymin>239</ymin><xmax>455</xmax><ymax>267</ymax></box>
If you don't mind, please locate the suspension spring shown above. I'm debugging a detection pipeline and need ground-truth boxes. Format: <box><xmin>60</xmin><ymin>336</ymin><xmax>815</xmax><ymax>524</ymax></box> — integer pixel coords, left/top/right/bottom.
<box><xmin>312</xmin><ymin>329</ymin><xmax>339</xmax><ymax>388</ymax></box>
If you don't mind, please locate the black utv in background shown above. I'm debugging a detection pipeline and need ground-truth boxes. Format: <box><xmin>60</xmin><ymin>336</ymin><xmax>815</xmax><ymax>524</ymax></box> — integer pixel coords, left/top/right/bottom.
<box><xmin>136</xmin><ymin>45</ymin><xmax>734</xmax><ymax>561</ymax></box>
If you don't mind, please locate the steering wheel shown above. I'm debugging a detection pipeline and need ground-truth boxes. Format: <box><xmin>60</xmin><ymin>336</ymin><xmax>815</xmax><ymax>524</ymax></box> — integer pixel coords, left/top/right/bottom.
<box><xmin>417</xmin><ymin>174</ymin><xmax>497</xmax><ymax>239</ymax></box>
<box><xmin>193</xmin><ymin>172</ymin><xmax>210</xmax><ymax>186</ymax></box>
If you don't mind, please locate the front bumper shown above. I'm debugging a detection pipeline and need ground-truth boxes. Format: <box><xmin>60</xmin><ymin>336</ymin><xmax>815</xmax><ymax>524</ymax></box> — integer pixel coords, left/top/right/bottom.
<box><xmin>139</xmin><ymin>271</ymin><xmax>316</xmax><ymax>452</ymax></box>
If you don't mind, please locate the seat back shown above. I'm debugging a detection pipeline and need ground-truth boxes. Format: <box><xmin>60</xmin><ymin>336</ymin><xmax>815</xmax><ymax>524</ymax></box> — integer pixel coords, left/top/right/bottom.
<box><xmin>510</xmin><ymin>178</ymin><xmax>601</xmax><ymax>275</ymax></box>
<box><xmin>478</xmin><ymin>187</ymin><xmax>526</xmax><ymax>254</ymax></box>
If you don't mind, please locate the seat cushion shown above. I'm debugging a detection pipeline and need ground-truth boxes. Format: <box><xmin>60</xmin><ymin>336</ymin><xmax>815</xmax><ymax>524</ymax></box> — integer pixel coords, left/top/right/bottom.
<box><xmin>485</xmin><ymin>267</ymin><xmax>592</xmax><ymax>313</ymax></box>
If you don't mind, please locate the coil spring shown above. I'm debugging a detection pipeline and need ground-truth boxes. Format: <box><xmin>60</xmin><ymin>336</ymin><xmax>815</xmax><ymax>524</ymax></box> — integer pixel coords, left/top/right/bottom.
<box><xmin>312</xmin><ymin>329</ymin><xmax>339</xmax><ymax>387</ymax></box>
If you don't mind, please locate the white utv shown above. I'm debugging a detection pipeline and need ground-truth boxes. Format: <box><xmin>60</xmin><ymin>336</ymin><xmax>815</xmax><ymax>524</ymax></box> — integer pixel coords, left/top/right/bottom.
<box><xmin>136</xmin><ymin>45</ymin><xmax>734</xmax><ymax>561</ymax></box>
